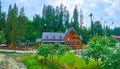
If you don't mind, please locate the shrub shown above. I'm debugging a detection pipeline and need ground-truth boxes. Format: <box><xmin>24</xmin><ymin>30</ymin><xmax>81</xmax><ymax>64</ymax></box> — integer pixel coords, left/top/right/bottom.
<box><xmin>83</xmin><ymin>35</ymin><xmax>110</xmax><ymax>67</ymax></box>
<box><xmin>22</xmin><ymin>55</ymin><xmax>60</xmax><ymax>69</ymax></box>
<box><xmin>37</xmin><ymin>44</ymin><xmax>52</xmax><ymax>58</ymax></box>
<box><xmin>57</xmin><ymin>52</ymin><xmax>98</xmax><ymax>69</ymax></box>
<box><xmin>102</xmin><ymin>47</ymin><xmax>120</xmax><ymax>69</ymax></box>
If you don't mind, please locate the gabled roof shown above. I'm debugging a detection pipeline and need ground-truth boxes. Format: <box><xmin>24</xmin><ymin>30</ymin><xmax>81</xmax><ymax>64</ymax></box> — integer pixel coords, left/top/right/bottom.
<box><xmin>114</xmin><ymin>35</ymin><xmax>120</xmax><ymax>39</ymax></box>
<box><xmin>41</xmin><ymin>32</ymin><xmax>65</xmax><ymax>42</ymax></box>
<box><xmin>64</xmin><ymin>27</ymin><xmax>79</xmax><ymax>38</ymax></box>
<box><xmin>42</xmin><ymin>32</ymin><xmax>65</xmax><ymax>39</ymax></box>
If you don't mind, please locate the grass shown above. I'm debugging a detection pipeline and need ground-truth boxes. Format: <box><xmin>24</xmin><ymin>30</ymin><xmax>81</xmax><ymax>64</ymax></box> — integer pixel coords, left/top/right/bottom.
<box><xmin>53</xmin><ymin>52</ymin><xmax>100</xmax><ymax>69</ymax></box>
<box><xmin>21</xmin><ymin>53</ymin><xmax>100</xmax><ymax>69</ymax></box>
<box><xmin>21</xmin><ymin>54</ymin><xmax>60</xmax><ymax>69</ymax></box>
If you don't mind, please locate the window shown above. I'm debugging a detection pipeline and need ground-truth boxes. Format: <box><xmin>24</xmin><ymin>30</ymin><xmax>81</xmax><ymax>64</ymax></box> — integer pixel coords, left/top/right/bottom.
<box><xmin>72</xmin><ymin>32</ymin><xmax>74</xmax><ymax>35</ymax></box>
<box><xmin>46</xmin><ymin>35</ymin><xmax>48</xmax><ymax>39</ymax></box>
<box><xmin>68</xmin><ymin>37</ymin><xmax>70</xmax><ymax>41</ymax></box>
<box><xmin>59</xmin><ymin>35</ymin><xmax>62</xmax><ymax>39</ymax></box>
<box><xmin>53</xmin><ymin>35</ymin><xmax>55</xmax><ymax>39</ymax></box>
<box><xmin>75</xmin><ymin>39</ymin><xmax>77</xmax><ymax>41</ymax></box>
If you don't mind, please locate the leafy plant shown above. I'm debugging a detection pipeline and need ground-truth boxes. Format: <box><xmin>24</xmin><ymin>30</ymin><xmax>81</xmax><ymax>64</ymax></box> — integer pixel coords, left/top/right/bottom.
<box><xmin>37</xmin><ymin>44</ymin><xmax>52</xmax><ymax>58</ymax></box>
<box><xmin>102</xmin><ymin>47</ymin><xmax>120</xmax><ymax>69</ymax></box>
<box><xmin>57</xmin><ymin>52</ymin><xmax>99</xmax><ymax>69</ymax></box>
<box><xmin>83</xmin><ymin>35</ymin><xmax>110</xmax><ymax>67</ymax></box>
<box><xmin>22</xmin><ymin>55</ymin><xmax>60</xmax><ymax>69</ymax></box>
<box><xmin>109</xmin><ymin>36</ymin><xmax>119</xmax><ymax>47</ymax></box>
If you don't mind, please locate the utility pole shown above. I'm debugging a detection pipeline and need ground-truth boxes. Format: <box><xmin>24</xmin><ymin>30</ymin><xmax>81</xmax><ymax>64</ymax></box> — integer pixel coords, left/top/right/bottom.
<box><xmin>80</xmin><ymin>9</ymin><xmax>83</xmax><ymax>27</ymax></box>
<box><xmin>89</xmin><ymin>13</ymin><xmax>93</xmax><ymax>23</ymax></box>
<box><xmin>89</xmin><ymin>13</ymin><xmax>94</xmax><ymax>36</ymax></box>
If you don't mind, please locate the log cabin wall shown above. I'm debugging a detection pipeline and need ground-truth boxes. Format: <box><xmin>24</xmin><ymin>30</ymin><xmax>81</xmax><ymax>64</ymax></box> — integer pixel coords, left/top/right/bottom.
<box><xmin>64</xmin><ymin>29</ymin><xmax>82</xmax><ymax>49</ymax></box>
<box><xmin>37</xmin><ymin>27</ymin><xmax>82</xmax><ymax>49</ymax></box>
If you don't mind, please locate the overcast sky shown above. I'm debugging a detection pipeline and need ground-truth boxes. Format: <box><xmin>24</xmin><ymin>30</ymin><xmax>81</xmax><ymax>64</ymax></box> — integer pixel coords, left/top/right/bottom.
<box><xmin>2</xmin><ymin>0</ymin><xmax>120</xmax><ymax>28</ymax></box>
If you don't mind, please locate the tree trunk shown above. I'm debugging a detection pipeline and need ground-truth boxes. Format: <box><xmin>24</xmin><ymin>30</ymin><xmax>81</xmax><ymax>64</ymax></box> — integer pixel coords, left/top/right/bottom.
<box><xmin>96</xmin><ymin>59</ymin><xmax>99</xmax><ymax>69</ymax></box>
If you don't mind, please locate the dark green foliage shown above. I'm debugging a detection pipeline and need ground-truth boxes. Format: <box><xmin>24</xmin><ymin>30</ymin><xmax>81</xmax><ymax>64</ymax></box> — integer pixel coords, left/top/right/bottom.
<box><xmin>0</xmin><ymin>31</ymin><xmax>6</xmax><ymax>44</ymax></box>
<box><xmin>53</xmin><ymin>43</ymin><xmax>69</xmax><ymax>56</ymax></box>
<box><xmin>111</xmin><ymin>27</ymin><xmax>120</xmax><ymax>35</ymax></box>
<box><xmin>5</xmin><ymin>4</ymin><xmax>36</xmax><ymax>45</ymax></box>
<box><xmin>5</xmin><ymin>4</ymin><xmax>19</xmax><ymax>45</ymax></box>
<box><xmin>103</xmin><ymin>26</ymin><xmax>111</xmax><ymax>36</ymax></box>
<box><xmin>37</xmin><ymin>44</ymin><xmax>52</xmax><ymax>58</ymax></box>
<box><xmin>5</xmin><ymin>4</ymin><xmax>27</xmax><ymax>45</ymax></box>
<box><xmin>5</xmin><ymin>5</ymin><xmax>12</xmax><ymax>44</ymax></box>
<box><xmin>41</xmin><ymin>4</ymin><xmax>70</xmax><ymax>32</ymax></box>
<box><xmin>72</xmin><ymin>6</ymin><xmax>79</xmax><ymax>33</ymax></box>
<box><xmin>33</xmin><ymin>14</ymin><xmax>44</xmax><ymax>38</ymax></box>
<box><xmin>17</xmin><ymin>7</ymin><xmax>26</xmax><ymax>42</ymax></box>
<box><xmin>0</xmin><ymin>12</ymin><xmax>6</xmax><ymax>31</ymax></box>
<box><xmin>0</xmin><ymin>1</ymin><xmax>6</xmax><ymax>31</ymax></box>
<box><xmin>79</xmin><ymin>27</ymin><xmax>90</xmax><ymax>44</ymax></box>
<box><xmin>109</xmin><ymin>36</ymin><xmax>119</xmax><ymax>47</ymax></box>
<box><xmin>24</xmin><ymin>18</ymin><xmax>36</xmax><ymax>42</ymax></box>
<box><xmin>37</xmin><ymin>43</ymin><xmax>69</xmax><ymax>58</ymax></box>
<box><xmin>90</xmin><ymin>21</ymin><xmax>103</xmax><ymax>36</ymax></box>
<box><xmin>0</xmin><ymin>1</ymin><xmax>119</xmax><ymax>47</ymax></box>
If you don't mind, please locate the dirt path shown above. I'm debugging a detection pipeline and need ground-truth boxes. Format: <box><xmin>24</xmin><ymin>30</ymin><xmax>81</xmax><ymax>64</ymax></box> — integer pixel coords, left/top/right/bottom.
<box><xmin>0</xmin><ymin>54</ymin><xmax>27</xmax><ymax>69</ymax></box>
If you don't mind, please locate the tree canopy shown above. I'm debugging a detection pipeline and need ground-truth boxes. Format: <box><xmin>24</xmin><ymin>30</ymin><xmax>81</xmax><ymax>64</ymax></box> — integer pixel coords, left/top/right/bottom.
<box><xmin>0</xmin><ymin>1</ymin><xmax>119</xmax><ymax>45</ymax></box>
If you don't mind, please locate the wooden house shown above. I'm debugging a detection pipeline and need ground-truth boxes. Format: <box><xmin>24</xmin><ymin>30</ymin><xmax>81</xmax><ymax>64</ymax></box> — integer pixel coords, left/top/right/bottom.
<box><xmin>36</xmin><ymin>27</ymin><xmax>82</xmax><ymax>49</ymax></box>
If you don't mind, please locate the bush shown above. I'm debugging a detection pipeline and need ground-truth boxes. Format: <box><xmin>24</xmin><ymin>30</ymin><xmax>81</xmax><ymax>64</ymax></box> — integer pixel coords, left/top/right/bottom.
<box><xmin>37</xmin><ymin>44</ymin><xmax>52</xmax><ymax>58</ymax></box>
<box><xmin>22</xmin><ymin>55</ymin><xmax>60</xmax><ymax>69</ymax></box>
<box><xmin>102</xmin><ymin>47</ymin><xmax>120</xmax><ymax>69</ymax></box>
<box><xmin>83</xmin><ymin>35</ymin><xmax>110</xmax><ymax>67</ymax></box>
<box><xmin>37</xmin><ymin>43</ymin><xmax>69</xmax><ymax>59</ymax></box>
<box><xmin>57</xmin><ymin>52</ymin><xmax>98</xmax><ymax>69</ymax></box>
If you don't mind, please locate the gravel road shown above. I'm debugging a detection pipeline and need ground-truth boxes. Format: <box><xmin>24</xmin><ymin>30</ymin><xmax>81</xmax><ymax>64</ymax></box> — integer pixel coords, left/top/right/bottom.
<box><xmin>0</xmin><ymin>54</ymin><xmax>27</xmax><ymax>69</ymax></box>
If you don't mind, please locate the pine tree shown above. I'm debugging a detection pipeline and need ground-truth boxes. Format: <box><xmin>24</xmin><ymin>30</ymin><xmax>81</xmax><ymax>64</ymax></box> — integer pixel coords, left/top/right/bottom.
<box><xmin>6</xmin><ymin>4</ymin><xmax>20</xmax><ymax>46</ymax></box>
<box><xmin>17</xmin><ymin>7</ymin><xmax>26</xmax><ymax>43</ymax></box>
<box><xmin>33</xmin><ymin>14</ymin><xmax>44</xmax><ymax>37</ymax></box>
<box><xmin>72</xmin><ymin>5</ymin><xmax>79</xmax><ymax>33</ymax></box>
<box><xmin>11</xmin><ymin>3</ymin><xmax>19</xmax><ymax>46</ymax></box>
<box><xmin>5</xmin><ymin>5</ymin><xmax>12</xmax><ymax>44</ymax></box>
<box><xmin>0</xmin><ymin>1</ymin><xmax>6</xmax><ymax>30</ymax></box>
<box><xmin>64</xmin><ymin>10</ymin><xmax>69</xmax><ymax>28</ymax></box>
<box><xmin>92</xmin><ymin>21</ymin><xmax>103</xmax><ymax>36</ymax></box>
<box><xmin>42</xmin><ymin>4</ymin><xmax>46</xmax><ymax>19</ymax></box>
<box><xmin>58</xmin><ymin>4</ymin><xmax>64</xmax><ymax>31</ymax></box>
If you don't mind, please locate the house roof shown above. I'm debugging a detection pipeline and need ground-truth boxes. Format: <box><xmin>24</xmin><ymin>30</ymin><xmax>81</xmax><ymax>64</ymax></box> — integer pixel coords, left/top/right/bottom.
<box><xmin>64</xmin><ymin>27</ymin><xmax>75</xmax><ymax>38</ymax></box>
<box><xmin>0</xmin><ymin>44</ymin><xmax>7</xmax><ymax>47</ymax></box>
<box><xmin>41</xmin><ymin>32</ymin><xmax>65</xmax><ymax>42</ymax></box>
<box><xmin>114</xmin><ymin>35</ymin><xmax>120</xmax><ymax>39</ymax></box>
